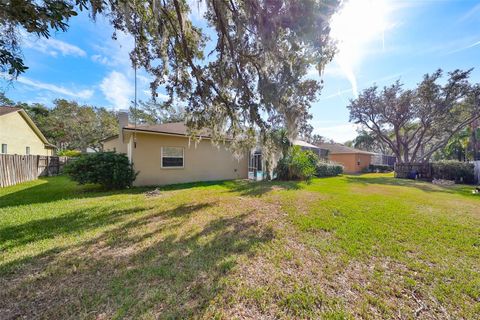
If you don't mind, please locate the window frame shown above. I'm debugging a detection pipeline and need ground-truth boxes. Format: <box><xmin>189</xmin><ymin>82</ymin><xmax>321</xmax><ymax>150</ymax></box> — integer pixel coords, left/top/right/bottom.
<box><xmin>26</xmin><ymin>146</ymin><xmax>30</xmax><ymax>155</ymax></box>
<box><xmin>1</xmin><ymin>144</ymin><xmax>7</xmax><ymax>154</ymax></box>
<box><xmin>161</xmin><ymin>146</ymin><xmax>185</xmax><ymax>169</ymax></box>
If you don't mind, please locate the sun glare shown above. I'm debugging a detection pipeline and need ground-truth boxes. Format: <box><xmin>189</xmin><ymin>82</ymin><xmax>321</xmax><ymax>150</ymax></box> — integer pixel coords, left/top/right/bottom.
<box><xmin>330</xmin><ymin>0</ymin><xmax>391</xmax><ymax>95</ymax></box>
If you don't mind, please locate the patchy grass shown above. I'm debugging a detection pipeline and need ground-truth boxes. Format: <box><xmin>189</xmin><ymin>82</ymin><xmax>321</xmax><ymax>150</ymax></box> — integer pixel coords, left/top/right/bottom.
<box><xmin>0</xmin><ymin>174</ymin><xmax>479</xmax><ymax>319</ymax></box>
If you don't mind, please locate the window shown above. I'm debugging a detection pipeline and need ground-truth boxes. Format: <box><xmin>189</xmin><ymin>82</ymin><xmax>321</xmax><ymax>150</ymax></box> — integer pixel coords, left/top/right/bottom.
<box><xmin>1</xmin><ymin>144</ymin><xmax>6</xmax><ymax>154</ymax></box>
<box><xmin>161</xmin><ymin>147</ymin><xmax>184</xmax><ymax>168</ymax></box>
<box><xmin>26</xmin><ymin>146</ymin><xmax>30</xmax><ymax>155</ymax></box>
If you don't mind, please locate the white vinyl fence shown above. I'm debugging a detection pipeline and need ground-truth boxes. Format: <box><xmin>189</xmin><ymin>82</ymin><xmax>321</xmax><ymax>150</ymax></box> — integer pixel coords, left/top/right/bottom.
<box><xmin>474</xmin><ymin>161</ymin><xmax>480</xmax><ymax>185</ymax></box>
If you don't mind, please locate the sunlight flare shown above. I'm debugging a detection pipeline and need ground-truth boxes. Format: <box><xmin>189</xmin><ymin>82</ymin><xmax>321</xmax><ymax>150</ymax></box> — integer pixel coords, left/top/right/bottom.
<box><xmin>330</xmin><ymin>0</ymin><xmax>392</xmax><ymax>95</ymax></box>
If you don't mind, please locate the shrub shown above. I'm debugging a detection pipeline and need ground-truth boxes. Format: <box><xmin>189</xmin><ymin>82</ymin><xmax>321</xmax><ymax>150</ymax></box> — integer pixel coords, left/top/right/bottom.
<box><xmin>432</xmin><ymin>160</ymin><xmax>475</xmax><ymax>184</ymax></box>
<box><xmin>57</xmin><ymin>149</ymin><xmax>82</xmax><ymax>157</ymax></box>
<box><xmin>64</xmin><ymin>152</ymin><xmax>138</xmax><ymax>189</ymax></box>
<box><xmin>275</xmin><ymin>146</ymin><xmax>318</xmax><ymax>181</ymax></box>
<box><xmin>316</xmin><ymin>161</ymin><xmax>343</xmax><ymax>177</ymax></box>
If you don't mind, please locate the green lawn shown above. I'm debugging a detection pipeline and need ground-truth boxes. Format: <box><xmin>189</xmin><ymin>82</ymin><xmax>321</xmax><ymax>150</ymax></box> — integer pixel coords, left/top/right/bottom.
<box><xmin>0</xmin><ymin>174</ymin><xmax>479</xmax><ymax>319</ymax></box>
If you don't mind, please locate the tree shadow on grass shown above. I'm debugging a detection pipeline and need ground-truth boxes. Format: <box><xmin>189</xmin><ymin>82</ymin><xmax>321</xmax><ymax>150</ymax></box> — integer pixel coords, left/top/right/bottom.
<box><xmin>1</xmin><ymin>175</ymin><xmax>303</xmax><ymax>210</ymax></box>
<box><xmin>225</xmin><ymin>179</ymin><xmax>302</xmax><ymax>197</ymax></box>
<box><xmin>138</xmin><ymin>178</ymin><xmax>302</xmax><ymax>197</ymax></box>
<box><xmin>0</xmin><ymin>205</ymin><xmax>151</xmax><ymax>252</ymax></box>
<box><xmin>0</xmin><ymin>201</ymin><xmax>274</xmax><ymax>319</ymax></box>
<box><xmin>0</xmin><ymin>175</ymin><xmax>150</xmax><ymax>209</ymax></box>
<box><xmin>345</xmin><ymin>175</ymin><xmax>476</xmax><ymax>197</ymax></box>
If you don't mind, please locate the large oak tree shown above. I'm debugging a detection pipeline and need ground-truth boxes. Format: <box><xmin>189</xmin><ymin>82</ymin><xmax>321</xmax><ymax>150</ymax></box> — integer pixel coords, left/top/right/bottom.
<box><xmin>347</xmin><ymin>69</ymin><xmax>480</xmax><ymax>163</ymax></box>
<box><xmin>1</xmin><ymin>0</ymin><xmax>340</xmax><ymax>147</ymax></box>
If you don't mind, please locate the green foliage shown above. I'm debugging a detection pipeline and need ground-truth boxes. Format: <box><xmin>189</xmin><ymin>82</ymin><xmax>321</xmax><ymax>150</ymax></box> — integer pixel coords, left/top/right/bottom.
<box><xmin>275</xmin><ymin>146</ymin><xmax>318</xmax><ymax>181</ymax></box>
<box><xmin>64</xmin><ymin>152</ymin><xmax>137</xmax><ymax>189</ymax></box>
<box><xmin>1</xmin><ymin>0</ymin><xmax>84</xmax><ymax>80</ymax></box>
<box><xmin>2</xmin><ymin>0</ymin><xmax>340</xmax><ymax>148</ymax></box>
<box><xmin>129</xmin><ymin>99</ymin><xmax>185</xmax><ymax>125</ymax></box>
<box><xmin>348</xmin><ymin>69</ymin><xmax>480</xmax><ymax>163</ymax></box>
<box><xmin>43</xmin><ymin>99</ymin><xmax>118</xmax><ymax>152</ymax></box>
<box><xmin>432</xmin><ymin>161</ymin><xmax>475</xmax><ymax>184</ymax></box>
<box><xmin>57</xmin><ymin>149</ymin><xmax>81</xmax><ymax>157</ymax></box>
<box><xmin>316</xmin><ymin>161</ymin><xmax>344</xmax><ymax>177</ymax></box>
<box><xmin>7</xmin><ymin>96</ymin><xmax>118</xmax><ymax>152</ymax></box>
<box><xmin>434</xmin><ymin>126</ymin><xmax>480</xmax><ymax>161</ymax></box>
<box><xmin>351</xmin><ymin>130</ymin><xmax>391</xmax><ymax>155</ymax></box>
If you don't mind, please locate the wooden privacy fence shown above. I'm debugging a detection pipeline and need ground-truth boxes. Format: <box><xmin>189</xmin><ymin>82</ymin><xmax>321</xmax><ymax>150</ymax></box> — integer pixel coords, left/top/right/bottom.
<box><xmin>0</xmin><ymin>155</ymin><xmax>68</xmax><ymax>188</ymax></box>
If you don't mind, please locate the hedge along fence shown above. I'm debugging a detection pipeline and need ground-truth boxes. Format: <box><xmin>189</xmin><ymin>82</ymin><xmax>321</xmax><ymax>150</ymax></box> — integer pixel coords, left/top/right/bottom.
<box><xmin>395</xmin><ymin>161</ymin><xmax>476</xmax><ymax>184</ymax></box>
<box><xmin>316</xmin><ymin>161</ymin><xmax>344</xmax><ymax>177</ymax></box>
<box><xmin>432</xmin><ymin>161</ymin><xmax>475</xmax><ymax>184</ymax></box>
<box><xmin>0</xmin><ymin>155</ymin><xmax>69</xmax><ymax>188</ymax></box>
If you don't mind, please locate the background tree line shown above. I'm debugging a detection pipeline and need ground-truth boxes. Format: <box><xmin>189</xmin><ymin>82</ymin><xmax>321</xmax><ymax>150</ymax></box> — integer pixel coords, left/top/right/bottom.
<box><xmin>346</xmin><ymin>69</ymin><xmax>480</xmax><ymax>163</ymax></box>
<box><xmin>1</xmin><ymin>93</ymin><xmax>183</xmax><ymax>152</ymax></box>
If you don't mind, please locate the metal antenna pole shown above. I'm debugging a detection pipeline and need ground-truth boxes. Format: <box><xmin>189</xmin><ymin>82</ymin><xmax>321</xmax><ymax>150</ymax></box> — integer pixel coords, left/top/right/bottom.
<box><xmin>133</xmin><ymin>1</ymin><xmax>138</xmax><ymax>150</ymax></box>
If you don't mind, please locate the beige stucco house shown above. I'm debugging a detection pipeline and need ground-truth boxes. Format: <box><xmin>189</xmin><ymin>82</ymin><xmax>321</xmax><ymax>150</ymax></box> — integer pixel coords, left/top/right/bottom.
<box><xmin>103</xmin><ymin>113</ymin><xmax>248</xmax><ymax>186</ymax></box>
<box><xmin>0</xmin><ymin>107</ymin><xmax>55</xmax><ymax>156</ymax></box>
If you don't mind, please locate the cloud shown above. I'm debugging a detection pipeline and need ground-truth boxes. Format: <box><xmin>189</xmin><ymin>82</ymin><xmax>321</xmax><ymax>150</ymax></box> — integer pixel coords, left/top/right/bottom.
<box><xmin>92</xmin><ymin>30</ymin><xmax>157</xmax><ymax>104</ymax></box>
<box><xmin>91</xmin><ymin>31</ymin><xmax>133</xmax><ymax>69</ymax></box>
<box><xmin>313</xmin><ymin>122</ymin><xmax>360</xmax><ymax>143</ymax></box>
<box><xmin>100</xmin><ymin>71</ymin><xmax>133</xmax><ymax>110</ymax></box>
<box><xmin>17</xmin><ymin>77</ymin><xmax>94</xmax><ymax>99</ymax></box>
<box><xmin>23</xmin><ymin>35</ymin><xmax>86</xmax><ymax>58</ymax></box>
<box><xmin>91</xmin><ymin>54</ymin><xmax>111</xmax><ymax>65</ymax></box>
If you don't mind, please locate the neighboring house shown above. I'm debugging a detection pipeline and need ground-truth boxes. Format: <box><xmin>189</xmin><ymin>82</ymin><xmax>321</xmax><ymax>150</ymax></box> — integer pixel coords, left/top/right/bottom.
<box><xmin>103</xmin><ymin>112</ymin><xmax>248</xmax><ymax>186</ymax></box>
<box><xmin>293</xmin><ymin>139</ymin><xmax>329</xmax><ymax>159</ymax></box>
<box><xmin>0</xmin><ymin>106</ymin><xmax>55</xmax><ymax>156</ymax></box>
<box><xmin>317</xmin><ymin>143</ymin><xmax>375</xmax><ymax>173</ymax></box>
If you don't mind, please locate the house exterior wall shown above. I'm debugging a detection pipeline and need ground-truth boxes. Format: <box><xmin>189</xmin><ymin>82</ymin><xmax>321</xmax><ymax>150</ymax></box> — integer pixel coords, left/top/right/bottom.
<box><xmin>103</xmin><ymin>136</ymin><xmax>128</xmax><ymax>154</ymax></box>
<box><xmin>0</xmin><ymin>111</ymin><xmax>53</xmax><ymax>156</ymax></box>
<box><xmin>329</xmin><ymin>153</ymin><xmax>372</xmax><ymax>173</ymax></box>
<box><xmin>125</xmin><ymin>132</ymin><xmax>248</xmax><ymax>186</ymax></box>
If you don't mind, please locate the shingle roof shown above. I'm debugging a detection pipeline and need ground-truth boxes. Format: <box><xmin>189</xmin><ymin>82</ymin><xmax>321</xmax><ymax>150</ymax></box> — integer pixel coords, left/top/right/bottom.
<box><xmin>0</xmin><ymin>106</ymin><xmax>21</xmax><ymax>116</ymax></box>
<box><xmin>316</xmin><ymin>143</ymin><xmax>375</xmax><ymax>155</ymax></box>
<box><xmin>124</xmin><ymin>122</ymin><xmax>212</xmax><ymax>137</ymax></box>
<box><xmin>293</xmin><ymin>139</ymin><xmax>321</xmax><ymax>149</ymax></box>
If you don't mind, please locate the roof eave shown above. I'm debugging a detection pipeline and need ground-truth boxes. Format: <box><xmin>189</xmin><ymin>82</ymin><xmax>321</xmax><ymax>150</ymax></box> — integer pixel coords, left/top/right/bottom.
<box><xmin>17</xmin><ymin>109</ymin><xmax>54</xmax><ymax>147</ymax></box>
<box><xmin>122</xmin><ymin>127</ymin><xmax>233</xmax><ymax>141</ymax></box>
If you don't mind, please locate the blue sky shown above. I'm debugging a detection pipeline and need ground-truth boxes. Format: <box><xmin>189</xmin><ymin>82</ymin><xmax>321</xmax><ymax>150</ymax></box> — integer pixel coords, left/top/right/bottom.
<box><xmin>1</xmin><ymin>0</ymin><xmax>480</xmax><ymax>142</ymax></box>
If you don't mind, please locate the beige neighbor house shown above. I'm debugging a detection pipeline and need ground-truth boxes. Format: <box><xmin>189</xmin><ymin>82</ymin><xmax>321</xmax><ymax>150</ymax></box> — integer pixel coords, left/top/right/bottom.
<box><xmin>0</xmin><ymin>106</ymin><xmax>55</xmax><ymax>156</ymax></box>
<box><xmin>102</xmin><ymin>113</ymin><xmax>249</xmax><ymax>186</ymax></box>
<box><xmin>318</xmin><ymin>143</ymin><xmax>375</xmax><ymax>174</ymax></box>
